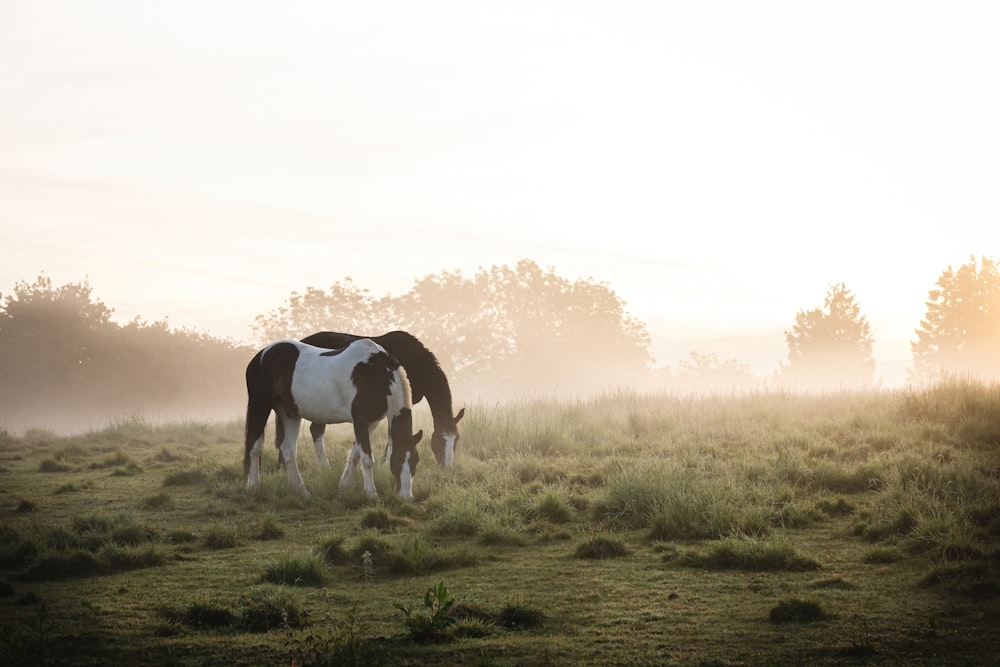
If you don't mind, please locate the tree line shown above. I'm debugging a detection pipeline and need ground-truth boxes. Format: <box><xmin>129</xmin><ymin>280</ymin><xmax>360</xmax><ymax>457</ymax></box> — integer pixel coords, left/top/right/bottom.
<box><xmin>1</xmin><ymin>257</ymin><xmax>998</xmax><ymax>432</ymax></box>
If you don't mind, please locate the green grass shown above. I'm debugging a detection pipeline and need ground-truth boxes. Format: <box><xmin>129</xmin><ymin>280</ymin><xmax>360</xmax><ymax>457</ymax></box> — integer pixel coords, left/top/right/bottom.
<box><xmin>1</xmin><ymin>384</ymin><xmax>999</xmax><ymax>665</ymax></box>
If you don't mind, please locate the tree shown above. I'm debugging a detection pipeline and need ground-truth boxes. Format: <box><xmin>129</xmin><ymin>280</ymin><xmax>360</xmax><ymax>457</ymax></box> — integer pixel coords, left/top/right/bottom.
<box><xmin>0</xmin><ymin>274</ymin><xmax>252</xmax><ymax>432</ymax></box>
<box><xmin>672</xmin><ymin>351</ymin><xmax>757</xmax><ymax>391</ymax></box>
<box><xmin>252</xmin><ymin>279</ymin><xmax>389</xmax><ymax>343</ymax></box>
<box><xmin>780</xmin><ymin>283</ymin><xmax>875</xmax><ymax>390</ymax></box>
<box><xmin>911</xmin><ymin>255</ymin><xmax>1000</xmax><ymax>381</ymax></box>
<box><xmin>254</xmin><ymin>259</ymin><xmax>654</xmax><ymax>398</ymax></box>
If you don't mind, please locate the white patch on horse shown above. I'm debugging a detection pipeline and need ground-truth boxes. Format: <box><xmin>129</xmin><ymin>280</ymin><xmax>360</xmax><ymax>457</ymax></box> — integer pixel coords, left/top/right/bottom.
<box><xmin>398</xmin><ymin>450</ymin><xmax>415</xmax><ymax>500</ymax></box>
<box><xmin>443</xmin><ymin>432</ymin><xmax>457</xmax><ymax>469</ymax></box>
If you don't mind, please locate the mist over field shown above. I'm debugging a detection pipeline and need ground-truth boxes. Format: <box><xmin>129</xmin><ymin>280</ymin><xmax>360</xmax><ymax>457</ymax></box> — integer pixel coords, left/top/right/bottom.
<box><xmin>2</xmin><ymin>254</ymin><xmax>999</xmax><ymax>436</ymax></box>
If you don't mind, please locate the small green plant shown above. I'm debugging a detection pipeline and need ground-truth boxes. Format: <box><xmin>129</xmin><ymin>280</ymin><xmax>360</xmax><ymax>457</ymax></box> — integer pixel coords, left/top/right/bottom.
<box><xmin>394</xmin><ymin>581</ymin><xmax>455</xmax><ymax>643</ymax></box>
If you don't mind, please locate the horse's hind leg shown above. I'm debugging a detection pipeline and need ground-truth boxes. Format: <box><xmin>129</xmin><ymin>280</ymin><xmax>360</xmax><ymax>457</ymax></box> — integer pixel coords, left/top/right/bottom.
<box><xmin>277</xmin><ymin>413</ymin><xmax>310</xmax><ymax>499</ymax></box>
<box><xmin>309</xmin><ymin>422</ymin><xmax>329</xmax><ymax>466</ymax></box>
<box><xmin>244</xmin><ymin>401</ymin><xmax>269</xmax><ymax>489</ymax></box>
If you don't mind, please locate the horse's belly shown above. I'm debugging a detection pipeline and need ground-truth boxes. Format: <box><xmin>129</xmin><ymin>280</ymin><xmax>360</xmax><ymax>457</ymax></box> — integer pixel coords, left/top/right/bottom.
<box><xmin>290</xmin><ymin>377</ymin><xmax>354</xmax><ymax>424</ymax></box>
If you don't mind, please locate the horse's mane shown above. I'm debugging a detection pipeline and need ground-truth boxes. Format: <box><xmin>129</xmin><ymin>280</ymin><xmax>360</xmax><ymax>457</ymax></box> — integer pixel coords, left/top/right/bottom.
<box><xmin>374</xmin><ymin>331</ymin><xmax>454</xmax><ymax>424</ymax></box>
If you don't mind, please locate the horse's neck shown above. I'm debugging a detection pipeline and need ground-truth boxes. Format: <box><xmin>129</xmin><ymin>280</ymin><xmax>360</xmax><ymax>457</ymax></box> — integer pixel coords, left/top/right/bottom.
<box><xmin>422</xmin><ymin>378</ymin><xmax>454</xmax><ymax>427</ymax></box>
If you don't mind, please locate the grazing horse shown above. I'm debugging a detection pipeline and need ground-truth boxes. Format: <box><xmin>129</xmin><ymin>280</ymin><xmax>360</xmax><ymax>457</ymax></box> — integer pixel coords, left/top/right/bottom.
<box><xmin>244</xmin><ymin>338</ymin><xmax>423</xmax><ymax>500</ymax></box>
<box><xmin>285</xmin><ymin>330</ymin><xmax>464</xmax><ymax>468</ymax></box>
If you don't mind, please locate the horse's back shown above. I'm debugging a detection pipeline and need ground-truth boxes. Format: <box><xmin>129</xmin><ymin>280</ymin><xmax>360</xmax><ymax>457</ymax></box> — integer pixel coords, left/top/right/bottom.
<box><xmin>287</xmin><ymin>338</ymin><xmax>386</xmax><ymax>424</ymax></box>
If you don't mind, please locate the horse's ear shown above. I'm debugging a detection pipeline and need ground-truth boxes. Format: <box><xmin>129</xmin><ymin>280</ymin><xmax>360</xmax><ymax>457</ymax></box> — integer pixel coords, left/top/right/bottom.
<box><xmin>454</xmin><ymin>408</ymin><xmax>465</xmax><ymax>423</ymax></box>
<box><xmin>413</xmin><ymin>430</ymin><xmax>423</xmax><ymax>444</ymax></box>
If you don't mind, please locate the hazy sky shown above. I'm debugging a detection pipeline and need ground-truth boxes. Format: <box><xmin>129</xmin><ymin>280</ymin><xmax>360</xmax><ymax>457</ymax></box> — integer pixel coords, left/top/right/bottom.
<box><xmin>2</xmin><ymin>2</ymin><xmax>998</xmax><ymax>386</ymax></box>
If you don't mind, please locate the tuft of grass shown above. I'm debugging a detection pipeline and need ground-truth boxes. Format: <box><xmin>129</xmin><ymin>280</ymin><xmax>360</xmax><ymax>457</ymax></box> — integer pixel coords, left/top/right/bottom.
<box><xmin>382</xmin><ymin>537</ymin><xmax>479</xmax><ymax>576</ymax></box>
<box><xmin>164</xmin><ymin>468</ymin><xmax>208</xmax><ymax>486</ymax></box>
<box><xmin>203</xmin><ymin>525</ymin><xmax>242</xmax><ymax>549</ymax></box>
<box><xmin>863</xmin><ymin>547</ymin><xmax>904</xmax><ymax>564</ymax></box>
<box><xmin>574</xmin><ymin>535</ymin><xmax>629</xmax><ymax>560</ymax></box>
<box><xmin>96</xmin><ymin>543</ymin><xmax>166</xmax><ymax>571</ymax></box>
<box><xmin>179</xmin><ymin>602</ymin><xmax>237</xmax><ymax>629</ymax></box>
<box><xmin>165</xmin><ymin>530</ymin><xmax>199</xmax><ymax>544</ymax></box>
<box><xmin>53</xmin><ymin>481</ymin><xmax>93</xmax><ymax>494</ymax></box>
<box><xmin>15</xmin><ymin>499</ymin><xmax>36</xmax><ymax>513</ymax></box>
<box><xmin>15</xmin><ymin>549</ymin><xmax>105</xmax><ymax>581</ymax></box>
<box><xmin>536</xmin><ymin>490</ymin><xmax>573</xmax><ymax>523</ymax></box>
<box><xmin>259</xmin><ymin>553</ymin><xmax>328</xmax><ymax>586</ymax></box>
<box><xmin>769</xmin><ymin>598</ymin><xmax>826</xmax><ymax>623</ymax></box>
<box><xmin>498</xmin><ymin>602</ymin><xmax>545</xmax><ymax>630</ymax></box>
<box><xmin>919</xmin><ymin>561</ymin><xmax>1000</xmax><ymax>598</ymax></box>
<box><xmin>678</xmin><ymin>535</ymin><xmax>821</xmax><ymax>572</ymax></box>
<box><xmin>38</xmin><ymin>459</ymin><xmax>73</xmax><ymax>473</ymax></box>
<box><xmin>316</xmin><ymin>535</ymin><xmax>351</xmax><ymax>566</ymax></box>
<box><xmin>358</xmin><ymin>505</ymin><xmax>400</xmax><ymax>532</ymax></box>
<box><xmin>256</xmin><ymin>514</ymin><xmax>285</xmax><ymax>540</ymax></box>
<box><xmin>142</xmin><ymin>492</ymin><xmax>174</xmax><ymax>510</ymax></box>
<box><xmin>237</xmin><ymin>585</ymin><xmax>309</xmax><ymax>632</ymax></box>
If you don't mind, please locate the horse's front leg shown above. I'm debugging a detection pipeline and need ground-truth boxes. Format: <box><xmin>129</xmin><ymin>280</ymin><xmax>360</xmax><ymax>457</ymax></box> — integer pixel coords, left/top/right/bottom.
<box><xmin>341</xmin><ymin>421</ymin><xmax>379</xmax><ymax>498</ymax></box>
<box><xmin>278</xmin><ymin>414</ymin><xmax>310</xmax><ymax>499</ymax></box>
<box><xmin>309</xmin><ymin>422</ymin><xmax>330</xmax><ymax>467</ymax></box>
<box><xmin>339</xmin><ymin>442</ymin><xmax>363</xmax><ymax>492</ymax></box>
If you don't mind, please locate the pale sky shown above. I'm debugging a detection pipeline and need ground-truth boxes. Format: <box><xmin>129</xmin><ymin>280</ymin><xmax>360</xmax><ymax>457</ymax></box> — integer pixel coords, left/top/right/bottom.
<box><xmin>2</xmin><ymin>1</ymin><xmax>998</xmax><ymax>386</ymax></box>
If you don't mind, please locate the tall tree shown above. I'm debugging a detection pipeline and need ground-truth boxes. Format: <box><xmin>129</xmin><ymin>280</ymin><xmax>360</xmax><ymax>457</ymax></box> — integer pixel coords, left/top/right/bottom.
<box><xmin>911</xmin><ymin>255</ymin><xmax>1000</xmax><ymax>381</ymax></box>
<box><xmin>252</xmin><ymin>278</ymin><xmax>389</xmax><ymax>343</ymax></box>
<box><xmin>256</xmin><ymin>260</ymin><xmax>654</xmax><ymax>397</ymax></box>
<box><xmin>0</xmin><ymin>274</ymin><xmax>251</xmax><ymax>431</ymax></box>
<box><xmin>781</xmin><ymin>283</ymin><xmax>875</xmax><ymax>390</ymax></box>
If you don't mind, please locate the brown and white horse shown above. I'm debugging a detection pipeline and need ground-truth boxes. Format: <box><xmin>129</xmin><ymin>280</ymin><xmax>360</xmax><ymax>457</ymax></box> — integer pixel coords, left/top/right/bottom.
<box><xmin>297</xmin><ymin>331</ymin><xmax>464</xmax><ymax>468</ymax></box>
<box><xmin>244</xmin><ymin>338</ymin><xmax>423</xmax><ymax>500</ymax></box>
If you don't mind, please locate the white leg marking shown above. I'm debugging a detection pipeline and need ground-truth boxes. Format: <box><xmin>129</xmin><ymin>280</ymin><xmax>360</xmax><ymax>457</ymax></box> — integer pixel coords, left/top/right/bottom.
<box><xmin>313</xmin><ymin>431</ymin><xmax>329</xmax><ymax>467</ymax></box>
<box><xmin>280</xmin><ymin>417</ymin><xmax>310</xmax><ymax>499</ymax></box>
<box><xmin>247</xmin><ymin>436</ymin><xmax>264</xmax><ymax>488</ymax></box>
<box><xmin>397</xmin><ymin>451</ymin><xmax>414</xmax><ymax>500</ymax></box>
<box><xmin>340</xmin><ymin>442</ymin><xmax>361</xmax><ymax>490</ymax></box>
<box><xmin>444</xmin><ymin>434</ymin><xmax>456</xmax><ymax>469</ymax></box>
<box><xmin>361</xmin><ymin>450</ymin><xmax>378</xmax><ymax>498</ymax></box>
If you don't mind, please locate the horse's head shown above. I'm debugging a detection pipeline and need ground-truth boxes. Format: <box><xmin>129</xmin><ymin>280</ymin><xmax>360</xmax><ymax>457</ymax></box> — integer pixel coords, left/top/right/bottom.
<box><xmin>389</xmin><ymin>429</ymin><xmax>423</xmax><ymax>500</ymax></box>
<box><xmin>430</xmin><ymin>407</ymin><xmax>465</xmax><ymax>468</ymax></box>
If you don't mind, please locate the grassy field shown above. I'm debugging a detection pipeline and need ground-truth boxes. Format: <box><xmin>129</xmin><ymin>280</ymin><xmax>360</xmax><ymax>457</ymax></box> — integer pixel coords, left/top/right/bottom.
<box><xmin>2</xmin><ymin>379</ymin><xmax>999</xmax><ymax>666</ymax></box>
